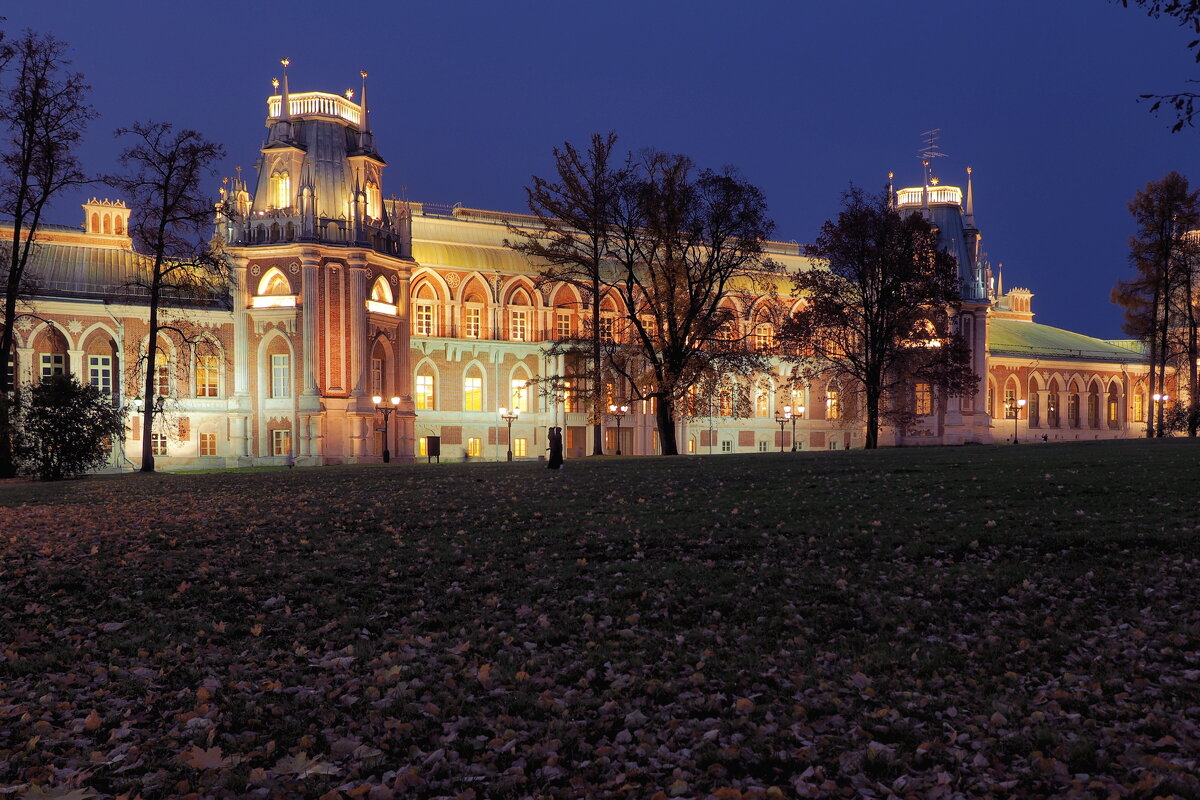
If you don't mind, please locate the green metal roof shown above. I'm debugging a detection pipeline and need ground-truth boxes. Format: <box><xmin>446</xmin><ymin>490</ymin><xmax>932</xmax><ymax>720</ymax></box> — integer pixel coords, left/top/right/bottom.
<box><xmin>989</xmin><ymin>317</ymin><xmax>1147</xmax><ymax>363</ymax></box>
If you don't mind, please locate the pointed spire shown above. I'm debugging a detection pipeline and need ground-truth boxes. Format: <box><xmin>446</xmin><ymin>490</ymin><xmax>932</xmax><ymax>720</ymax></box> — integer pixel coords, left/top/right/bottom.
<box><xmin>887</xmin><ymin>171</ymin><xmax>895</xmax><ymax>209</ymax></box>
<box><xmin>996</xmin><ymin>262</ymin><xmax>1004</xmax><ymax>299</ymax></box>
<box><xmin>280</xmin><ymin>58</ymin><xmax>291</xmax><ymax>121</ymax></box>
<box><xmin>359</xmin><ymin>70</ymin><xmax>370</xmax><ymax>133</ymax></box>
<box><xmin>964</xmin><ymin>166</ymin><xmax>975</xmax><ymax>226</ymax></box>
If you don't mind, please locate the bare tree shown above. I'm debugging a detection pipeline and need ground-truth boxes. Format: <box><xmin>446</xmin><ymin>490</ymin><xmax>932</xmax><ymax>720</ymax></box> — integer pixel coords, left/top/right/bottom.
<box><xmin>506</xmin><ymin>133</ymin><xmax>629</xmax><ymax>455</ymax></box>
<box><xmin>106</xmin><ymin>122</ymin><xmax>227</xmax><ymax>472</ymax></box>
<box><xmin>609</xmin><ymin>152</ymin><xmax>777</xmax><ymax>455</ymax></box>
<box><xmin>1112</xmin><ymin>171</ymin><xmax>1199</xmax><ymax>436</ymax></box>
<box><xmin>0</xmin><ymin>29</ymin><xmax>94</xmax><ymax>477</ymax></box>
<box><xmin>783</xmin><ymin>186</ymin><xmax>975</xmax><ymax>449</ymax></box>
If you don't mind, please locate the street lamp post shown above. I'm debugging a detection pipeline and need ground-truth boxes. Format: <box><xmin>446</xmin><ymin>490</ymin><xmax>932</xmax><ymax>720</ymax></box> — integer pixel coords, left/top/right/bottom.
<box><xmin>607</xmin><ymin>403</ymin><xmax>629</xmax><ymax>455</ymax></box>
<box><xmin>1153</xmin><ymin>393</ymin><xmax>1170</xmax><ymax>437</ymax></box>
<box><xmin>774</xmin><ymin>407</ymin><xmax>790</xmax><ymax>453</ymax></box>
<box><xmin>499</xmin><ymin>406</ymin><xmax>519</xmax><ymax>461</ymax></box>
<box><xmin>1006</xmin><ymin>396</ymin><xmax>1027</xmax><ymax>443</ymax></box>
<box><xmin>372</xmin><ymin>395</ymin><xmax>400</xmax><ymax>463</ymax></box>
<box><xmin>792</xmin><ymin>404</ymin><xmax>805</xmax><ymax>451</ymax></box>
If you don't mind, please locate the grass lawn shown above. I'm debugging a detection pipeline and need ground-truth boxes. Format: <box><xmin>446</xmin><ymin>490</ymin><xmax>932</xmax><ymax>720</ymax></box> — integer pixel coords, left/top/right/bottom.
<box><xmin>1</xmin><ymin>440</ymin><xmax>1199</xmax><ymax>799</ymax></box>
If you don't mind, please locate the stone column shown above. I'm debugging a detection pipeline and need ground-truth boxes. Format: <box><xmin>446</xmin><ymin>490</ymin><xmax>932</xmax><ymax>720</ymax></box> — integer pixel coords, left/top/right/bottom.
<box><xmin>347</xmin><ymin>254</ymin><xmax>370</xmax><ymax>400</ymax></box>
<box><xmin>231</xmin><ymin>256</ymin><xmax>251</xmax><ymax>398</ymax></box>
<box><xmin>300</xmin><ymin>250</ymin><xmax>321</xmax><ymax>403</ymax></box>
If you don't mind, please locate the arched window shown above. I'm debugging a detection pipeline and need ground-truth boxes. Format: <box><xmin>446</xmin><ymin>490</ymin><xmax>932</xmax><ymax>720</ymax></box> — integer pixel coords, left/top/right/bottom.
<box><xmin>371</xmin><ymin>277</ymin><xmax>393</xmax><ymax>303</ymax></box>
<box><xmin>365</xmin><ymin>181</ymin><xmax>382</xmax><ymax>219</ymax></box>
<box><xmin>154</xmin><ymin>350</ymin><xmax>171</xmax><ymax>397</ymax></box>
<box><xmin>413</xmin><ymin>283</ymin><xmax>437</xmax><ymax>336</ymax></box>
<box><xmin>271</xmin><ymin>170</ymin><xmax>291</xmax><ymax>209</ymax></box>
<box><xmin>510</xmin><ymin>375</ymin><xmax>530</xmax><ymax>412</ymax></box>
<box><xmin>1047</xmin><ymin>379</ymin><xmax>1060</xmax><ymax>427</ymax></box>
<box><xmin>103</xmin><ymin>214</ymin><xmax>111</xmax><ymax>234</ymax></box>
<box><xmin>91</xmin><ymin>212</ymin><xmax>100</xmax><ymax>233</ymax></box>
<box><xmin>415</xmin><ymin>369</ymin><xmax>436</xmax><ymax>410</ymax></box>
<box><xmin>755</xmin><ymin>391</ymin><xmax>770</xmax><ymax>417</ymax></box>
<box><xmin>1087</xmin><ymin>382</ymin><xmax>1100</xmax><ymax>428</ymax></box>
<box><xmin>1107</xmin><ymin>381</ymin><xmax>1121</xmax><ymax>428</ymax></box>
<box><xmin>114</xmin><ymin>215</ymin><xmax>124</xmax><ymax>235</ymax></box>
<box><xmin>716</xmin><ymin>379</ymin><xmax>733</xmax><ymax>417</ymax></box>
<box><xmin>1068</xmin><ymin>382</ymin><xmax>1081</xmax><ymax>428</ymax></box>
<box><xmin>826</xmin><ymin>381</ymin><xmax>840</xmax><ymax>420</ymax></box>
<box><xmin>509</xmin><ymin>288</ymin><xmax>532</xmax><ymax>342</ymax></box>
<box><xmin>463</xmin><ymin>366</ymin><xmax>484</xmax><ymax>412</ymax></box>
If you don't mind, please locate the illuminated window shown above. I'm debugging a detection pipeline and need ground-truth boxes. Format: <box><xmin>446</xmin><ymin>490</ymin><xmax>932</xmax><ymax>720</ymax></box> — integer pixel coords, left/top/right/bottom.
<box><xmin>272</xmin><ymin>428</ymin><xmax>292</xmax><ymax>456</ymax></box>
<box><xmin>365</xmin><ymin>181</ymin><xmax>382</xmax><ymax>220</ymax></box>
<box><xmin>1047</xmin><ymin>382</ymin><xmax>1060</xmax><ymax>427</ymax></box>
<box><xmin>915</xmin><ymin>382</ymin><xmax>932</xmax><ymax>415</ymax></box>
<box><xmin>510</xmin><ymin>310</ymin><xmax>527</xmax><ymax>342</ymax></box>
<box><xmin>556</xmin><ymin>312</ymin><xmax>572</xmax><ymax>339</ymax></box>
<box><xmin>1108</xmin><ymin>386</ymin><xmax>1120</xmax><ymax>426</ymax></box>
<box><xmin>467</xmin><ymin>436</ymin><xmax>482</xmax><ymax>457</ymax></box>
<box><xmin>271</xmin><ymin>354</ymin><xmax>290</xmax><ymax>398</ymax></box>
<box><xmin>688</xmin><ymin>438</ymin><xmax>696</xmax><ymax>454</ymax></box>
<box><xmin>754</xmin><ymin>323</ymin><xmax>774</xmax><ymax>352</ymax></box>
<box><xmin>1133</xmin><ymin>391</ymin><xmax>1145</xmax><ymax>423</ymax></box>
<box><xmin>464</xmin><ymin>307</ymin><xmax>481</xmax><ymax>338</ymax></box>
<box><xmin>416</xmin><ymin>436</ymin><xmax>427</xmax><ymax>457</ymax></box>
<box><xmin>511</xmin><ymin>379</ymin><xmax>529</xmax><ymax>412</ymax></box>
<box><xmin>260</xmin><ymin>270</ymin><xmax>290</xmax><ymax>295</ymax></box>
<box><xmin>89</xmin><ymin>356</ymin><xmax>113</xmax><ymax>398</ymax></box>
<box><xmin>755</xmin><ymin>392</ymin><xmax>769</xmax><ymax>417</ymax></box>
<box><xmin>1068</xmin><ymin>392</ymin><xmax>1080</xmax><ymax>428</ymax></box>
<box><xmin>562</xmin><ymin>382</ymin><xmax>576</xmax><ymax>413</ymax></box>
<box><xmin>416</xmin><ymin>373</ymin><xmax>435</xmax><ymax>410</ymax></box>
<box><xmin>200</xmin><ymin>432</ymin><xmax>217</xmax><ymax>456</ymax></box>
<box><xmin>826</xmin><ymin>385</ymin><xmax>840</xmax><ymax>420</ymax></box>
<box><xmin>415</xmin><ymin>303</ymin><xmax>434</xmax><ymax>336</ymax></box>
<box><xmin>196</xmin><ymin>355</ymin><xmax>219</xmax><ymax>398</ymax></box>
<box><xmin>150</xmin><ymin>432</ymin><xmax>168</xmax><ymax>457</ymax></box>
<box><xmin>154</xmin><ymin>352</ymin><xmax>171</xmax><ymax>397</ymax></box>
<box><xmin>464</xmin><ymin>374</ymin><xmax>482</xmax><ymax>411</ymax></box>
<box><xmin>513</xmin><ymin>438</ymin><xmax>527</xmax><ymax>458</ymax></box>
<box><xmin>41</xmin><ymin>353</ymin><xmax>65</xmax><ymax>381</ymax></box>
<box><xmin>5</xmin><ymin>355</ymin><xmax>13</xmax><ymax>390</ymax></box>
<box><xmin>270</xmin><ymin>170</ymin><xmax>291</xmax><ymax>209</ymax></box>
<box><xmin>987</xmin><ymin>385</ymin><xmax>995</xmax><ymax>417</ymax></box>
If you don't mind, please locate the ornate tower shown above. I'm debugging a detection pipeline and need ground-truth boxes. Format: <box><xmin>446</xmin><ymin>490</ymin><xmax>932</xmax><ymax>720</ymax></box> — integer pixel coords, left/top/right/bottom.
<box><xmin>223</xmin><ymin>62</ymin><xmax>417</xmax><ymax>464</ymax></box>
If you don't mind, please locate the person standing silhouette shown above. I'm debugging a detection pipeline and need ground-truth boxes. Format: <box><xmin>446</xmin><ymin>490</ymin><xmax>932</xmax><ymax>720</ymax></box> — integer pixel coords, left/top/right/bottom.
<box><xmin>547</xmin><ymin>426</ymin><xmax>564</xmax><ymax>469</ymax></box>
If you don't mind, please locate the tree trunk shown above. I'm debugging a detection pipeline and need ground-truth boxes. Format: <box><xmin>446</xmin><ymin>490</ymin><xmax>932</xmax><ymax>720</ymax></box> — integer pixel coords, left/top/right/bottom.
<box><xmin>141</xmin><ymin>284</ymin><xmax>159</xmax><ymax>472</ymax></box>
<box><xmin>656</xmin><ymin>394</ymin><xmax>678</xmax><ymax>455</ymax></box>
<box><xmin>590</xmin><ymin>287</ymin><xmax>603</xmax><ymax>456</ymax></box>
<box><xmin>864</xmin><ymin>386</ymin><xmax>880</xmax><ymax>449</ymax></box>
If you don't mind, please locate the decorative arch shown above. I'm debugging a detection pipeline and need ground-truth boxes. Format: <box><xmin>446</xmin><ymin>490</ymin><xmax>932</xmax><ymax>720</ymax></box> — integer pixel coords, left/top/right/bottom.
<box><xmin>258</xmin><ymin>327</ymin><xmax>296</xmax><ymax>405</ymax></box>
<box><xmin>1107</xmin><ymin>378</ymin><xmax>1122</xmax><ymax>429</ymax></box>
<box><xmin>369</xmin><ymin>334</ymin><xmax>396</xmax><ymax>399</ymax></box>
<box><xmin>1086</xmin><ymin>377</ymin><xmax>1103</xmax><ymax>428</ymax></box>
<box><xmin>369</xmin><ymin>276</ymin><xmax>394</xmax><ymax>304</ymax></box>
<box><xmin>257</xmin><ymin>267</ymin><xmax>293</xmax><ymax>296</ymax></box>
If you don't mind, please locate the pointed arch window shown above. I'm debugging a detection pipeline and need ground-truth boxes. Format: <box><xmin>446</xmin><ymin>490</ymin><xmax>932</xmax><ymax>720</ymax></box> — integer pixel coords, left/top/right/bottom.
<box><xmin>271</xmin><ymin>170</ymin><xmax>291</xmax><ymax>210</ymax></box>
<box><xmin>367</xmin><ymin>276</ymin><xmax>398</xmax><ymax>315</ymax></box>
<box><xmin>252</xmin><ymin>268</ymin><xmax>297</xmax><ymax>308</ymax></box>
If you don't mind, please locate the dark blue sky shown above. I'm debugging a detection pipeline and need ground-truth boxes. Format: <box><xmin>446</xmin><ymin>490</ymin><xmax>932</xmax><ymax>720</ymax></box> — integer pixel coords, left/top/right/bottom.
<box><xmin>6</xmin><ymin>1</ymin><xmax>1197</xmax><ymax>338</ymax></box>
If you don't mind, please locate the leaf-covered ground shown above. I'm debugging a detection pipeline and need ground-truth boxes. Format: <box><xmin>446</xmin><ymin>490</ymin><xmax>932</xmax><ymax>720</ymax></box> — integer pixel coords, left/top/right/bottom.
<box><xmin>2</xmin><ymin>440</ymin><xmax>1199</xmax><ymax>799</ymax></box>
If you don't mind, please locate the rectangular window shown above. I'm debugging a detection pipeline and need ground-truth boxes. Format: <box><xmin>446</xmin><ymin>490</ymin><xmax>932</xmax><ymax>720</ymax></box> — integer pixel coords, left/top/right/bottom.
<box><xmin>150</xmin><ymin>432</ymin><xmax>168</xmax><ymax>457</ymax></box>
<box><xmin>196</xmin><ymin>355</ymin><xmax>219</xmax><ymax>398</ymax></box>
<box><xmin>89</xmin><ymin>356</ymin><xmax>113</xmax><ymax>398</ymax></box>
<box><xmin>371</xmin><ymin>358</ymin><xmax>383</xmax><ymax>398</ymax></box>
<box><xmin>513</xmin><ymin>438</ymin><xmax>527</xmax><ymax>458</ymax></box>
<box><xmin>717</xmin><ymin>389</ymin><xmax>732</xmax><ymax>417</ymax></box>
<box><xmin>272</xmin><ymin>428</ymin><xmax>292</xmax><ymax>456</ymax></box>
<box><xmin>755</xmin><ymin>393</ymin><xmax>769</xmax><ymax>418</ymax></box>
<box><xmin>199</xmin><ymin>432</ymin><xmax>217</xmax><ymax>456</ymax></box>
<box><xmin>510</xmin><ymin>310</ymin><xmax>527</xmax><ymax>342</ymax></box>
<box><xmin>1133</xmin><ymin>392</ymin><xmax>1145</xmax><ymax>423</ymax></box>
<box><xmin>827</xmin><ymin>390</ymin><xmax>840</xmax><ymax>420</ymax></box>
<box><xmin>5</xmin><ymin>355</ymin><xmax>13</xmax><ymax>389</ymax></box>
<box><xmin>417</xmin><ymin>436</ymin><xmax>427</xmax><ymax>457</ymax></box>
<box><xmin>688</xmin><ymin>438</ymin><xmax>695</xmax><ymax>454</ymax></box>
<box><xmin>721</xmin><ymin>440</ymin><xmax>732</xmax><ymax>453</ymax></box>
<box><xmin>556</xmin><ymin>312</ymin><xmax>572</xmax><ymax>339</ymax></box>
<box><xmin>599</xmin><ymin>315</ymin><xmax>614</xmax><ymax>343</ymax></box>
<box><xmin>511</xmin><ymin>379</ymin><xmax>529</xmax><ymax>412</ymax></box>
<box><xmin>464</xmin><ymin>376</ymin><xmax>482</xmax><ymax>411</ymax></box>
<box><xmin>915</xmin><ymin>382</ymin><xmax>932</xmax><ymax>415</ymax></box>
<box><xmin>271</xmin><ymin>354</ymin><xmax>290</xmax><ymax>398</ymax></box>
<box><xmin>562</xmin><ymin>383</ymin><xmax>576</xmax><ymax>413</ymax></box>
<box><xmin>464</xmin><ymin>307</ymin><xmax>481</xmax><ymax>339</ymax></box>
<box><xmin>754</xmin><ymin>325</ymin><xmax>773</xmax><ymax>351</ymax></box>
<box><xmin>758</xmin><ymin>441</ymin><xmax>768</xmax><ymax>452</ymax></box>
<box><xmin>41</xmin><ymin>353</ymin><xmax>65</xmax><ymax>380</ymax></box>
<box><xmin>416</xmin><ymin>374</ymin><xmax>435</xmax><ymax>410</ymax></box>
<box><xmin>467</xmin><ymin>436</ymin><xmax>481</xmax><ymax>457</ymax></box>
<box><xmin>415</xmin><ymin>303</ymin><xmax>434</xmax><ymax>336</ymax></box>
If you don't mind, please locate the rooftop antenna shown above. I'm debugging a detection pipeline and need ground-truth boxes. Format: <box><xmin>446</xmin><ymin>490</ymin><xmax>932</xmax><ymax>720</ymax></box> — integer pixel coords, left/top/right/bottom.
<box><xmin>919</xmin><ymin>128</ymin><xmax>947</xmax><ymax>186</ymax></box>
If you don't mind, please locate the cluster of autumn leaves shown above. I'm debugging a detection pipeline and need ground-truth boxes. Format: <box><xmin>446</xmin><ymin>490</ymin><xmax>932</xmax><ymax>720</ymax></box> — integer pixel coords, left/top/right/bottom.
<box><xmin>2</xmin><ymin>442</ymin><xmax>1199</xmax><ymax>798</ymax></box>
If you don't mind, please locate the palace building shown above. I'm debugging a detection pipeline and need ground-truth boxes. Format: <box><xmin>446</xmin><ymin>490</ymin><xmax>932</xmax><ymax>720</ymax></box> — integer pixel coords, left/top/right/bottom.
<box><xmin>5</xmin><ymin>73</ymin><xmax>1158</xmax><ymax>469</ymax></box>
